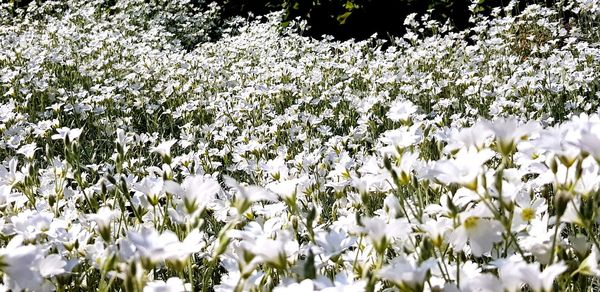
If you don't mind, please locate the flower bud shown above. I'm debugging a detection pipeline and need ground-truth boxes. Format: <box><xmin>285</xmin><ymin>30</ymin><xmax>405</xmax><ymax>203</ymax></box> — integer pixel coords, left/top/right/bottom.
<box><xmin>555</xmin><ymin>190</ymin><xmax>571</xmax><ymax>217</ymax></box>
<box><xmin>549</xmin><ymin>157</ymin><xmax>558</xmax><ymax>174</ymax></box>
<box><xmin>384</xmin><ymin>155</ymin><xmax>393</xmax><ymax>171</ymax></box>
<box><xmin>575</xmin><ymin>158</ymin><xmax>583</xmax><ymax>180</ymax></box>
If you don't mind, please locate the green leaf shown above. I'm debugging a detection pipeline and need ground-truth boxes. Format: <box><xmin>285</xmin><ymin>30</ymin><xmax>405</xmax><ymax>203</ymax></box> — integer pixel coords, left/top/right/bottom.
<box><xmin>303</xmin><ymin>249</ymin><xmax>316</xmax><ymax>279</ymax></box>
<box><xmin>344</xmin><ymin>1</ymin><xmax>354</xmax><ymax>10</ymax></box>
<box><xmin>336</xmin><ymin>11</ymin><xmax>353</xmax><ymax>25</ymax></box>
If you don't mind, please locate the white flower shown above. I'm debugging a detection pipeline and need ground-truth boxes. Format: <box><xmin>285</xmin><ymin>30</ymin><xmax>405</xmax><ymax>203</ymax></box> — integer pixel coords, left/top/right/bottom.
<box><xmin>573</xmin><ymin>246</ymin><xmax>600</xmax><ymax>277</ymax></box>
<box><xmin>314</xmin><ymin>229</ymin><xmax>356</xmax><ymax>260</ymax></box>
<box><xmin>51</xmin><ymin>127</ymin><xmax>83</xmax><ymax>142</ymax></box>
<box><xmin>317</xmin><ymin>271</ymin><xmax>366</xmax><ymax>291</ymax></box>
<box><xmin>115</xmin><ymin>128</ymin><xmax>131</xmax><ymax>154</ymax></box>
<box><xmin>151</xmin><ymin>139</ymin><xmax>178</xmax><ymax>157</ymax></box>
<box><xmin>134</xmin><ymin>176</ymin><xmax>165</xmax><ymax>205</ymax></box>
<box><xmin>519</xmin><ymin>262</ymin><xmax>567</xmax><ymax>292</ymax></box>
<box><xmin>261</xmin><ymin>156</ymin><xmax>289</xmax><ymax>180</ymax></box>
<box><xmin>274</xmin><ymin>279</ymin><xmax>315</xmax><ymax>292</ymax></box>
<box><xmin>39</xmin><ymin>254</ymin><xmax>66</xmax><ymax>277</ymax></box>
<box><xmin>128</xmin><ymin>227</ymin><xmax>203</xmax><ymax>263</ymax></box>
<box><xmin>387</xmin><ymin>100</ymin><xmax>417</xmax><ymax>122</ymax></box>
<box><xmin>357</xmin><ymin>216</ymin><xmax>411</xmax><ymax>253</ymax></box>
<box><xmin>460</xmin><ymin>273</ymin><xmax>503</xmax><ymax>292</ymax></box>
<box><xmin>444</xmin><ymin>121</ymin><xmax>493</xmax><ymax>152</ymax></box>
<box><xmin>88</xmin><ymin>206</ymin><xmax>119</xmax><ymax>230</ymax></box>
<box><xmin>242</xmin><ymin>231</ymin><xmax>298</xmax><ymax>269</ymax></box>
<box><xmin>519</xmin><ymin>214</ymin><xmax>555</xmax><ymax>265</ymax></box>
<box><xmin>426</xmin><ymin>148</ymin><xmax>495</xmax><ymax>189</ymax></box>
<box><xmin>511</xmin><ymin>192</ymin><xmax>546</xmax><ymax>232</ymax></box>
<box><xmin>0</xmin><ymin>158</ymin><xmax>24</xmax><ymax>187</ymax></box>
<box><xmin>16</xmin><ymin>143</ymin><xmax>38</xmax><ymax>159</ymax></box>
<box><xmin>378</xmin><ymin>257</ymin><xmax>437</xmax><ymax>289</ymax></box>
<box><xmin>143</xmin><ymin>277</ymin><xmax>191</xmax><ymax>292</ymax></box>
<box><xmin>266</xmin><ymin>176</ymin><xmax>308</xmax><ymax>201</ymax></box>
<box><xmin>88</xmin><ymin>206</ymin><xmax>119</xmax><ymax>241</ymax></box>
<box><xmin>128</xmin><ymin>227</ymin><xmax>179</xmax><ymax>262</ymax></box>
<box><xmin>224</xmin><ymin>176</ymin><xmax>278</xmax><ymax>214</ymax></box>
<box><xmin>485</xmin><ymin>118</ymin><xmax>539</xmax><ymax>156</ymax></box>
<box><xmin>420</xmin><ymin>217</ymin><xmax>453</xmax><ymax>246</ymax></box>
<box><xmin>495</xmin><ymin>255</ymin><xmax>528</xmax><ymax>292</ymax></box>
<box><xmin>494</xmin><ymin>255</ymin><xmax>567</xmax><ymax>291</ymax></box>
<box><xmin>379</xmin><ymin>124</ymin><xmax>423</xmax><ymax>155</ymax></box>
<box><xmin>0</xmin><ymin>236</ymin><xmax>44</xmax><ymax>291</ymax></box>
<box><xmin>0</xmin><ymin>185</ymin><xmax>16</xmax><ymax>207</ymax></box>
<box><xmin>451</xmin><ymin>205</ymin><xmax>503</xmax><ymax>257</ymax></box>
<box><xmin>11</xmin><ymin>210</ymin><xmax>53</xmax><ymax>240</ymax></box>
<box><xmin>164</xmin><ymin>175</ymin><xmax>220</xmax><ymax>213</ymax></box>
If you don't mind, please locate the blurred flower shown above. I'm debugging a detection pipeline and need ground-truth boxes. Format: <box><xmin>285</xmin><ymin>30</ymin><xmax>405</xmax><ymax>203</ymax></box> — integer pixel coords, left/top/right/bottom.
<box><xmin>572</xmin><ymin>246</ymin><xmax>600</xmax><ymax>277</ymax></box>
<box><xmin>0</xmin><ymin>236</ymin><xmax>44</xmax><ymax>291</ymax></box>
<box><xmin>39</xmin><ymin>254</ymin><xmax>66</xmax><ymax>278</ymax></box>
<box><xmin>144</xmin><ymin>277</ymin><xmax>191</xmax><ymax>292</ymax></box>
<box><xmin>387</xmin><ymin>100</ymin><xmax>417</xmax><ymax>122</ymax></box>
<box><xmin>274</xmin><ymin>279</ymin><xmax>315</xmax><ymax>292</ymax></box>
<box><xmin>378</xmin><ymin>257</ymin><xmax>437</xmax><ymax>289</ymax></box>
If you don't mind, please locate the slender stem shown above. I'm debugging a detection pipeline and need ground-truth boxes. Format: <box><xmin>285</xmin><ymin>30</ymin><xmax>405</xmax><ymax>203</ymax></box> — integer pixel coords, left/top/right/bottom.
<box><xmin>548</xmin><ymin>214</ymin><xmax>562</xmax><ymax>266</ymax></box>
<box><xmin>456</xmin><ymin>254</ymin><xmax>460</xmax><ymax>288</ymax></box>
<box><xmin>352</xmin><ymin>235</ymin><xmax>364</xmax><ymax>274</ymax></box>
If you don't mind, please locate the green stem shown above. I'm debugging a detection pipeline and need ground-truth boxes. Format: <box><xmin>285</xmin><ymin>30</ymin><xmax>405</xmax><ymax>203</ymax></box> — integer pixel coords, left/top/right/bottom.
<box><xmin>548</xmin><ymin>214</ymin><xmax>562</xmax><ymax>266</ymax></box>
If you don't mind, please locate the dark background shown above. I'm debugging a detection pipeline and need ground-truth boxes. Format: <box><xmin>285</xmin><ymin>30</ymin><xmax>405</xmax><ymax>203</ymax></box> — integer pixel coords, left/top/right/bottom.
<box><xmin>10</xmin><ymin>0</ymin><xmax>559</xmax><ymax>40</ymax></box>
<box><xmin>208</xmin><ymin>0</ymin><xmax>558</xmax><ymax>40</ymax></box>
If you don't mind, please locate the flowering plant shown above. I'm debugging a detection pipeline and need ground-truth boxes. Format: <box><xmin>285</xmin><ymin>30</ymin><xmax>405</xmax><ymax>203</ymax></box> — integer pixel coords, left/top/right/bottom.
<box><xmin>1</xmin><ymin>0</ymin><xmax>600</xmax><ymax>291</ymax></box>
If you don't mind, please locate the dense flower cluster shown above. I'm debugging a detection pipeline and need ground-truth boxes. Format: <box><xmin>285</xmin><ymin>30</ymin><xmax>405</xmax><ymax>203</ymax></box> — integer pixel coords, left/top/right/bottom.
<box><xmin>1</xmin><ymin>0</ymin><xmax>600</xmax><ymax>291</ymax></box>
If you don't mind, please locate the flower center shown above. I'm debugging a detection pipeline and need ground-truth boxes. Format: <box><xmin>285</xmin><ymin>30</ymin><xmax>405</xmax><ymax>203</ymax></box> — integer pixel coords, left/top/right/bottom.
<box><xmin>521</xmin><ymin>208</ymin><xmax>535</xmax><ymax>221</ymax></box>
<box><xmin>463</xmin><ymin>216</ymin><xmax>479</xmax><ymax>230</ymax></box>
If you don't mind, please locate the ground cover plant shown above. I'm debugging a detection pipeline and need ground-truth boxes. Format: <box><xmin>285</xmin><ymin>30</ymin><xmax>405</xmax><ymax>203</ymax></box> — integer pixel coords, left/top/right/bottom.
<box><xmin>1</xmin><ymin>0</ymin><xmax>600</xmax><ymax>291</ymax></box>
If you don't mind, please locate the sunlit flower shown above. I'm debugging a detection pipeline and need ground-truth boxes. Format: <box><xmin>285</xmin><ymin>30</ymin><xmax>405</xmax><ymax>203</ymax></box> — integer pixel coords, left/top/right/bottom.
<box><xmin>51</xmin><ymin>127</ymin><xmax>83</xmax><ymax>142</ymax></box>
<box><xmin>88</xmin><ymin>206</ymin><xmax>119</xmax><ymax>241</ymax></box>
<box><xmin>224</xmin><ymin>176</ymin><xmax>278</xmax><ymax>214</ymax></box>
<box><xmin>144</xmin><ymin>277</ymin><xmax>191</xmax><ymax>292</ymax></box>
<box><xmin>17</xmin><ymin>143</ymin><xmax>38</xmax><ymax>159</ymax></box>
<box><xmin>572</xmin><ymin>246</ymin><xmax>600</xmax><ymax>277</ymax></box>
<box><xmin>39</xmin><ymin>254</ymin><xmax>67</xmax><ymax>278</ymax></box>
<box><xmin>426</xmin><ymin>148</ymin><xmax>495</xmax><ymax>189</ymax></box>
<box><xmin>387</xmin><ymin>99</ymin><xmax>418</xmax><ymax>122</ymax></box>
<box><xmin>1</xmin><ymin>1</ymin><xmax>599</xmax><ymax>290</ymax></box>
<box><xmin>273</xmin><ymin>279</ymin><xmax>315</xmax><ymax>292</ymax></box>
<box><xmin>134</xmin><ymin>176</ymin><xmax>166</xmax><ymax>206</ymax></box>
<box><xmin>165</xmin><ymin>175</ymin><xmax>220</xmax><ymax>213</ymax></box>
<box><xmin>151</xmin><ymin>139</ymin><xmax>178</xmax><ymax>158</ymax></box>
<box><xmin>314</xmin><ymin>229</ymin><xmax>356</xmax><ymax>260</ymax></box>
<box><xmin>451</xmin><ymin>205</ymin><xmax>503</xmax><ymax>257</ymax></box>
<box><xmin>0</xmin><ymin>236</ymin><xmax>44</xmax><ymax>291</ymax></box>
<box><xmin>378</xmin><ymin>257</ymin><xmax>437</xmax><ymax>289</ymax></box>
<box><xmin>357</xmin><ymin>216</ymin><xmax>411</xmax><ymax>253</ymax></box>
<box><xmin>485</xmin><ymin>118</ymin><xmax>539</xmax><ymax>156</ymax></box>
<box><xmin>519</xmin><ymin>261</ymin><xmax>567</xmax><ymax>292</ymax></box>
